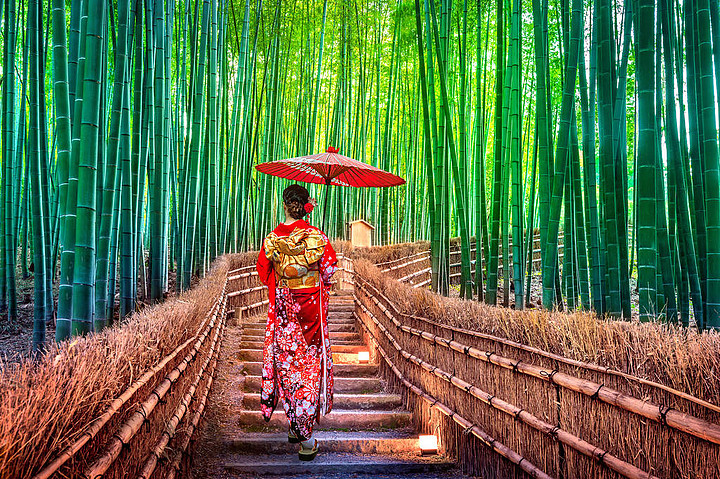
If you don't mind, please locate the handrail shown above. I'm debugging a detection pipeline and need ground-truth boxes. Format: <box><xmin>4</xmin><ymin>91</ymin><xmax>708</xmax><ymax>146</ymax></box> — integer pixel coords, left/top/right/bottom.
<box><xmin>356</xmin><ymin>302</ymin><xmax>657</xmax><ymax>479</ymax></box>
<box><xmin>84</xmin><ymin>291</ymin><xmax>227</xmax><ymax>477</ymax></box>
<box><xmin>31</xmin><ymin>289</ymin><xmax>225</xmax><ymax>479</ymax></box>
<box><xmin>355</xmin><ymin>312</ymin><xmax>555</xmax><ymax>479</ymax></box>
<box><xmin>355</xmin><ymin>276</ymin><xmax>720</xmax><ymax>436</ymax></box>
<box><xmin>138</xmin><ymin>301</ymin><xmax>226</xmax><ymax>479</ymax></box>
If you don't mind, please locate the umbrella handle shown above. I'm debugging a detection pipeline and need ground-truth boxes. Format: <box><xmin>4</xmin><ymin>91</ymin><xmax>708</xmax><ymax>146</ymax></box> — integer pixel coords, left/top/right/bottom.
<box><xmin>321</xmin><ymin>179</ymin><xmax>331</xmax><ymax>233</ymax></box>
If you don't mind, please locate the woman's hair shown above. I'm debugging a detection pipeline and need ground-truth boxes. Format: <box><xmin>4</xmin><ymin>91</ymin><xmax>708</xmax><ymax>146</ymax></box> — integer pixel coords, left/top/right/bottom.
<box><xmin>283</xmin><ymin>184</ymin><xmax>310</xmax><ymax>219</ymax></box>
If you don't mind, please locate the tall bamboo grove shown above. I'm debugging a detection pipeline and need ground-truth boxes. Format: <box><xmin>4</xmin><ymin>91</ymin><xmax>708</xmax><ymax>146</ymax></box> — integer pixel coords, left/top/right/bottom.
<box><xmin>0</xmin><ymin>0</ymin><xmax>719</xmax><ymax>352</ymax></box>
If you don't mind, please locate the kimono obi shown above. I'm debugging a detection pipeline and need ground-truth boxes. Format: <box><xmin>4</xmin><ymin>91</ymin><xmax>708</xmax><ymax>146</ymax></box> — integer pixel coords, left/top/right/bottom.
<box><xmin>276</xmin><ymin>269</ymin><xmax>320</xmax><ymax>289</ymax></box>
<box><xmin>264</xmin><ymin>227</ymin><xmax>327</xmax><ymax>290</ymax></box>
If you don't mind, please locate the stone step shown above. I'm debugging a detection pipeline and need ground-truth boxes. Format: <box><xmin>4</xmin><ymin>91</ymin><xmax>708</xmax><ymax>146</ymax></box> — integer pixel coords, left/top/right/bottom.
<box><xmin>237</xmin><ymin>409</ymin><xmax>412</xmax><ymax>430</ymax></box>
<box><xmin>243</xmin><ymin>376</ymin><xmax>383</xmax><ymax>394</ymax></box>
<box><xmin>332</xmin><ymin>289</ymin><xmax>355</xmax><ymax>297</ymax></box>
<box><xmin>223</xmin><ymin>452</ymin><xmax>454</xmax><ymax>476</ymax></box>
<box><xmin>244</xmin><ymin>315</ymin><xmax>355</xmax><ymax>328</ymax></box>
<box><xmin>243</xmin><ymin>310</ymin><xmax>354</xmax><ymax>323</ymax></box>
<box><xmin>241</xmin><ymin>361</ymin><xmax>378</xmax><ymax>377</ymax></box>
<box><xmin>241</xmin><ymin>322</ymin><xmax>356</xmax><ymax>332</ymax></box>
<box><xmin>328</xmin><ymin>304</ymin><xmax>355</xmax><ymax>312</ymax></box>
<box><xmin>237</xmin><ymin>349</ymin><xmax>368</xmax><ymax>363</ymax></box>
<box><xmin>242</xmin><ymin>328</ymin><xmax>360</xmax><ymax>341</ymax></box>
<box><xmin>330</xmin><ymin>331</ymin><xmax>360</xmax><ymax>341</ymax></box>
<box><xmin>240</xmin><ymin>340</ymin><xmax>363</xmax><ymax>350</ymax></box>
<box><xmin>223</xmin><ymin>430</ymin><xmax>418</xmax><ymax>455</ymax></box>
<box><xmin>241</xmin><ymin>392</ymin><xmax>401</xmax><ymax>410</ymax></box>
<box><xmin>240</xmin><ymin>336</ymin><xmax>362</xmax><ymax>347</ymax></box>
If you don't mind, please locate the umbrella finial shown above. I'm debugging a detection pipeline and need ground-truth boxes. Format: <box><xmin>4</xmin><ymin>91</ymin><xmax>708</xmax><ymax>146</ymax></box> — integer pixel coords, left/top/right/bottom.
<box><xmin>326</xmin><ymin>146</ymin><xmax>339</xmax><ymax>153</ymax></box>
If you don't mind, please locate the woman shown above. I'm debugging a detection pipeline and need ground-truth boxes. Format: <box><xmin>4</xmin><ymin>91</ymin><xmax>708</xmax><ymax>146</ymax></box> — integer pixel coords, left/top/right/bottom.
<box><xmin>255</xmin><ymin>184</ymin><xmax>337</xmax><ymax>461</ymax></box>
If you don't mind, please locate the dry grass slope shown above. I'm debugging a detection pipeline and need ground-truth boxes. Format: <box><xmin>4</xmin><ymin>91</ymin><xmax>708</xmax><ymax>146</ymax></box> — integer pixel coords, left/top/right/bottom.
<box><xmin>350</xmin><ymin>248</ymin><xmax>720</xmax><ymax>478</ymax></box>
<box><xmin>0</xmin><ymin>254</ymin><xmax>253</xmax><ymax>479</ymax></box>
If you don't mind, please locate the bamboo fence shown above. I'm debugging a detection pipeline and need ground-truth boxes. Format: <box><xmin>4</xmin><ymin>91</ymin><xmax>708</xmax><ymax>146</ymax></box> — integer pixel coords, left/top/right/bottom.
<box><xmin>2</xmin><ymin>255</ymin><xmax>253</xmax><ymax>479</ymax></box>
<box><xmin>217</xmin><ymin>245</ymin><xmax>720</xmax><ymax>478</ymax></box>
<box><xmin>350</xmin><ymin>254</ymin><xmax>720</xmax><ymax>479</ymax></box>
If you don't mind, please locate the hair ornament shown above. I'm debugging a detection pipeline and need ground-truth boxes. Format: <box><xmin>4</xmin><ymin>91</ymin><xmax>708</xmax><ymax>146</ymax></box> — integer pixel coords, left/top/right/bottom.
<box><xmin>304</xmin><ymin>197</ymin><xmax>317</xmax><ymax>214</ymax></box>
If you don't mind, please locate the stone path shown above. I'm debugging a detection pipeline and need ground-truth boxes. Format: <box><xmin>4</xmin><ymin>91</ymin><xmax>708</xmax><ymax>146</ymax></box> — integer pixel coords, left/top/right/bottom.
<box><xmin>194</xmin><ymin>291</ymin><xmax>459</xmax><ymax>478</ymax></box>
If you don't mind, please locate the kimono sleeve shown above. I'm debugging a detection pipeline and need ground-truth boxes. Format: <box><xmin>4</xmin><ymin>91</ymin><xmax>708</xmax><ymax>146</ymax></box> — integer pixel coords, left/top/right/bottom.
<box><xmin>319</xmin><ymin>239</ymin><xmax>338</xmax><ymax>286</ymax></box>
<box><xmin>256</xmin><ymin>239</ymin><xmax>275</xmax><ymax>286</ymax></box>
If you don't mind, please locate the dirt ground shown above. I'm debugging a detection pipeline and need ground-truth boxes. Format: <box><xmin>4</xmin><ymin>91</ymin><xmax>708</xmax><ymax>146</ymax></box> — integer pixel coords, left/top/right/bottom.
<box><xmin>0</xmin><ymin>265</ymin><xmax>179</xmax><ymax>363</ymax></box>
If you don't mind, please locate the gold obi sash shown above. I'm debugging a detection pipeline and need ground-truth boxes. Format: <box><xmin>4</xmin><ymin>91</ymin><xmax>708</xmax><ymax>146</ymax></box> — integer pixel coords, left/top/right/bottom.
<box><xmin>264</xmin><ymin>227</ymin><xmax>326</xmax><ymax>290</ymax></box>
<box><xmin>276</xmin><ymin>269</ymin><xmax>320</xmax><ymax>289</ymax></box>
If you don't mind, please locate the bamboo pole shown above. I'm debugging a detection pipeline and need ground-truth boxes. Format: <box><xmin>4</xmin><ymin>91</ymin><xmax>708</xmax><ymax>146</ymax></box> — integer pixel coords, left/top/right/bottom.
<box><xmin>356</xmin><ymin>301</ymin><xmax>658</xmax><ymax>479</ymax></box>
<box><xmin>354</xmin><ymin>276</ymin><xmax>720</xmax><ymax>439</ymax></box>
<box><xmin>354</xmin><ymin>272</ymin><xmax>720</xmax><ymax>414</ymax></box>
<box><xmin>357</xmin><ymin>311</ymin><xmax>554</xmax><ymax>479</ymax></box>
<box><xmin>137</xmin><ymin>311</ymin><xmax>225</xmax><ymax>479</ymax></box>
<box><xmin>83</xmin><ymin>296</ymin><xmax>226</xmax><ymax>477</ymax></box>
<box><xmin>32</xmin><ymin>286</ymin><xmax>226</xmax><ymax>479</ymax></box>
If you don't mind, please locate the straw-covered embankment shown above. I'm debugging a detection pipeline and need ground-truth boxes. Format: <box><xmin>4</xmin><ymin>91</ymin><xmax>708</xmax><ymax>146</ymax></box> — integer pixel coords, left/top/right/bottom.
<box><xmin>352</xmin><ymin>251</ymin><xmax>720</xmax><ymax>479</ymax></box>
<box><xmin>0</xmin><ymin>254</ymin><xmax>252</xmax><ymax>479</ymax></box>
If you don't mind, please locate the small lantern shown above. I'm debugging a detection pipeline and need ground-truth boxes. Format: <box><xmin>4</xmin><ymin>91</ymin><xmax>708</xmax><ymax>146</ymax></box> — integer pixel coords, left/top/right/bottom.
<box><xmin>358</xmin><ymin>351</ymin><xmax>370</xmax><ymax>363</ymax></box>
<box><xmin>418</xmin><ymin>435</ymin><xmax>438</xmax><ymax>455</ymax></box>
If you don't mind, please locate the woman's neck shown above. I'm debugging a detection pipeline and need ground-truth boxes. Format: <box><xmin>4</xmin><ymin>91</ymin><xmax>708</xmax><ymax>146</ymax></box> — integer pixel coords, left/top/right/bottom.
<box><xmin>283</xmin><ymin>215</ymin><xmax>300</xmax><ymax>226</ymax></box>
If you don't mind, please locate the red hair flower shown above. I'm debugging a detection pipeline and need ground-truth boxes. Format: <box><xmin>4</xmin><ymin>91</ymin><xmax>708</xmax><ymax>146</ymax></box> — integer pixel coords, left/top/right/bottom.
<box><xmin>304</xmin><ymin>197</ymin><xmax>317</xmax><ymax>214</ymax></box>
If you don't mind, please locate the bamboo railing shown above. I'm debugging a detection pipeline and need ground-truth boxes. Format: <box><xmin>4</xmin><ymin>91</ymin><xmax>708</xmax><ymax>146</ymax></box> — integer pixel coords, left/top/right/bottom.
<box><xmin>351</xmin><ymin>260</ymin><xmax>720</xmax><ymax>479</ymax></box>
<box><xmin>32</xmin><ymin>279</ymin><xmax>229</xmax><ymax>479</ymax></box>
<box><xmin>380</xmin><ymin>233</ymin><xmax>574</xmax><ymax>288</ymax></box>
<box><xmin>217</xmin><ymin>247</ymin><xmax>720</xmax><ymax>477</ymax></box>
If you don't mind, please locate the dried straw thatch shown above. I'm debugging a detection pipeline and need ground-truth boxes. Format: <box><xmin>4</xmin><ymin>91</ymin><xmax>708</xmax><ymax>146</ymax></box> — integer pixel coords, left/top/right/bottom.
<box><xmin>0</xmin><ymin>253</ymin><xmax>251</xmax><ymax>479</ymax></box>
<box><xmin>352</xmin><ymin>256</ymin><xmax>720</xmax><ymax>479</ymax></box>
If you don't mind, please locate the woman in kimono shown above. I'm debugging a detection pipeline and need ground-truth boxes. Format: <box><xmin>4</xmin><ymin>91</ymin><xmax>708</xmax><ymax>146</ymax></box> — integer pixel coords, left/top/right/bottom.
<box><xmin>255</xmin><ymin>184</ymin><xmax>337</xmax><ymax>461</ymax></box>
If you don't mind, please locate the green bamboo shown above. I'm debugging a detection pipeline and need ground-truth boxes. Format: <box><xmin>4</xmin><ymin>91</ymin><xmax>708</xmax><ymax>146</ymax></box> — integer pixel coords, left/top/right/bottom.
<box><xmin>542</xmin><ymin>0</ymin><xmax>582</xmax><ymax>310</ymax></box>
<box><xmin>3</xmin><ymin>0</ymin><xmax>18</xmax><ymax>322</ymax></box>
<box><xmin>71</xmin><ymin>0</ymin><xmax>107</xmax><ymax>336</ymax></box>
<box><xmin>28</xmin><ymin>0</ymin><xmax>47</xmax><ymax>351</ymax></box>
<box><xmin>695</xmin><ymin>0</ymin><xmax>720</xmax><ymax>328</ymax></box>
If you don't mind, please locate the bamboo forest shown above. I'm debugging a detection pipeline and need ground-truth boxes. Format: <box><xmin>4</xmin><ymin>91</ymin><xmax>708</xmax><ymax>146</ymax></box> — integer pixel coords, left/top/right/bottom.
<box><xmin>0</xmin><ymin>0</ymin><xmax>719</xmax><ymax>355</ymax></box>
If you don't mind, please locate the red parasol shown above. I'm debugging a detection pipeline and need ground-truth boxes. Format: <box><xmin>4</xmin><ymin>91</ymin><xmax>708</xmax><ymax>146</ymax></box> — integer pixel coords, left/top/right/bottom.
<box><xmin>255</xmin><ymin>146</ymin><xmax>406</xmax><ymax>188</ymax></box>
<box><xmin>255</xmin><ymin>147</ymin><xmax>406</xmax><ymax>228</ymax></box>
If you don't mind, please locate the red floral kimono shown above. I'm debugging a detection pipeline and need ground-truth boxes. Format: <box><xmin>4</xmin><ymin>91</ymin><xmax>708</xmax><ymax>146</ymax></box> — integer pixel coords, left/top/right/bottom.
<box><xmin>256</xmin><ymin>219</ymin><xmax>337</xmax><ymax>441</ymax></box>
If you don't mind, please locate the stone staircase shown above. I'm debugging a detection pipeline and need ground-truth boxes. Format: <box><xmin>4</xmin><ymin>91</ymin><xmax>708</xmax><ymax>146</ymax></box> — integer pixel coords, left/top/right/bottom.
<box><xmin>198</xmin><ymin>291</ymin><xmax>458</xmax><ymax>478</ymax></box>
